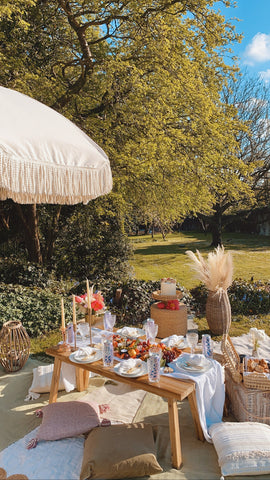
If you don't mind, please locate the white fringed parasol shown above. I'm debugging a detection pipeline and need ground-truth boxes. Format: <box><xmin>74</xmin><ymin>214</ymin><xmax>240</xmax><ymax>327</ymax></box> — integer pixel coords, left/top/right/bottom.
<box><xmin>0</xmin><ymin>86</ymin><xmax>112</xmax><ymax>204</ymax></box>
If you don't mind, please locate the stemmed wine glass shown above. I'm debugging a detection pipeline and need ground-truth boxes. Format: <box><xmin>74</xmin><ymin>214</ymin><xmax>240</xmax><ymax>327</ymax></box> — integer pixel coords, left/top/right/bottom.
<box><xmin>186</xmin><ymin>331</ymin><xmax>199</xmax><ymax>354</ymax></box>
<box><xmin>145</xmin><ymin>320</ymin><xmax>158</xmax><ymax>344</ymax></box>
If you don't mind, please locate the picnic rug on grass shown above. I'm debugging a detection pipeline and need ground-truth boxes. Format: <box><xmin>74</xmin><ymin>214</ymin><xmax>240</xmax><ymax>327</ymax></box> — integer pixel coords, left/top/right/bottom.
<box><xmin>0</xmin><ymin>343</ymin><xmax>268</xmax><ymax>480</ymax></box>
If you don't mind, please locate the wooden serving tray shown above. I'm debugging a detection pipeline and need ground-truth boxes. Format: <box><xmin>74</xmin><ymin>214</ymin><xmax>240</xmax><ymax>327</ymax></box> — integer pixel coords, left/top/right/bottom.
<box><xmin>152</xmin><ymin>290</ymin><xmax>183</xmax><ymax>302</ymax></box>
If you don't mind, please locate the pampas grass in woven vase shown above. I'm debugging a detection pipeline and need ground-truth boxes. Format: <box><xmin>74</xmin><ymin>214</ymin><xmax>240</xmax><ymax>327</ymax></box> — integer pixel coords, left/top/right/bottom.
<box><xmin>186</xmin><ymin>246</ymin><xmax>233</xmax><ymax>335</ymax></box>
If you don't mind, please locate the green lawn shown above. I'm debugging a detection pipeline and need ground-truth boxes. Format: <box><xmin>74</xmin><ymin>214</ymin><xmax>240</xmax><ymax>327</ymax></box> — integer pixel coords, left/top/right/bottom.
<box><xmin>130</xmin><ymin>231</ymin><xmax>270</xmax><ymax>290</ymax></box>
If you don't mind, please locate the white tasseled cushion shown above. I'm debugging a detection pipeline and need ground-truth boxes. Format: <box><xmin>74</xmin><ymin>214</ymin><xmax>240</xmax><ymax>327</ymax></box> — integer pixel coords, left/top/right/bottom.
<box><xmin>209</xmin><ymin>422</ymin><xmax>270</xmax><ymax>477</ymax></box>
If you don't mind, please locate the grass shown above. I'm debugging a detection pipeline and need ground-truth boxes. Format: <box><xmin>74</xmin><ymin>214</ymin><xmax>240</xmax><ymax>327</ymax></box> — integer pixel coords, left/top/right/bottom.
<box><xmin>130</xmin><ymin>231</ymin><xmax>270</xmax><ymax>290</ymax></box>
<box><xmin>30</xmin><ymin>329</ymin><xmax>62</xmax><ymax>361</ymax></box>
<box><xmin>195</xmin><ymin>314</ymin><xmax>270</xmax><ymax>342</ymax></box>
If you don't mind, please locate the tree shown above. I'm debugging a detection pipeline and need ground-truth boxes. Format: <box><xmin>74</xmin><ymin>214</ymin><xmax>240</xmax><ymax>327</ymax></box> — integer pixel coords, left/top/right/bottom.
<box><xmin>199</xmin><ymin>73</ymin><xmax>270</xmax><ymax>246</ymax></box>
<box><xmin>0</xmin><ymin>0</ymin><xmax>249</xmax><ymax>263</ymax></box>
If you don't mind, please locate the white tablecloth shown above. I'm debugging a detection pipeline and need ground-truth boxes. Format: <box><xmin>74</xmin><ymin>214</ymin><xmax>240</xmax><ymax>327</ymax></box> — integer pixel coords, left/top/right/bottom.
<box><xmin>163</xmin><ymin>353</ymin><xmax>225</xmax><ymax>442</ymax></box>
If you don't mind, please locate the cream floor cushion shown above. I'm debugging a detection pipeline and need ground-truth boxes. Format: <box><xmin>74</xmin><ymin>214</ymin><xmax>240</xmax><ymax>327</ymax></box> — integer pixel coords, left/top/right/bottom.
<box><xmin>209</xmin><ymin>422</ymin><xmax>270</xmax><ymax>477</ymax></box>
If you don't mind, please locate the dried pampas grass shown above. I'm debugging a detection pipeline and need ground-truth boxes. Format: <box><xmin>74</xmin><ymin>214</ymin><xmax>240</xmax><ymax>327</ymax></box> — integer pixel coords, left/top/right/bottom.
<box><xmin>186</xmin><ymin>246</ymin><xmax>233</xmax><ymax>292</ymax></box>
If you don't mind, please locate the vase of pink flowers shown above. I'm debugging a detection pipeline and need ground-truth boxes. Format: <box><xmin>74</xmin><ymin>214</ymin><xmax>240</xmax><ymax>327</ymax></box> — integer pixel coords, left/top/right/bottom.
<box><xmin>75</xmin><ymin>291</ymin><xmax>105</xmax><ymax>326</ymax></box>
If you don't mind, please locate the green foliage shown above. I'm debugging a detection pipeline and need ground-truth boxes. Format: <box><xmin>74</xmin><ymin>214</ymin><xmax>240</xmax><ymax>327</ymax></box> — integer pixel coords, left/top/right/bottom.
<box><xmin>190</xmin><ymin>280</ymin><xmax>270</xmax><ymax>316</ymax></box>
<box><xmin>0</xmin><ymin>283</ymin><xmax>73</xmax><ymax>337</ymax></box>
<box><xmin>52</xmin><ymin>195</ymin><xmax>133</xmax><ymax>282</ymax></box>
<box><xmin>0</xmin><ymin>257</ymin><xmax>60</xmax><ymax>290</ymax></box>
<box><xmin>229</xmin><ymin>280</ymin><xmax>270</xmax><ymax>315</ymax></box>
<box><xmin>0</xmin><ymin>0</ymin><xmax>250</xmax><ymax>261</ymax></box>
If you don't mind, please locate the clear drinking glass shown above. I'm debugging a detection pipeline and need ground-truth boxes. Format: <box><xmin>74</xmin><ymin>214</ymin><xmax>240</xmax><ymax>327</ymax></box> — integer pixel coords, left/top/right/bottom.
<box><xmin>147</xmin><ymin>346</ymin><xmax>161</xmax><ymax>383</ymax></box>
<box><xmin>104</xmin><ymin>311</ymin><xmax>112</xmax><ymax>330</ymax></box>
<box><xmin>104</xmin><ymin>312</ymin><xmax>116</xmax><ymax>331</ymax></box>
<box><xmin>102</xmin><ymin>337</ymin><xmax>114</xmax><ymax>367</ymax></box>
<box><xmin>77</xmin><ymin>322</ymin><xmax>90</xmax><ymax>344</ymax></box>
<box><xmin>186</xmin><ymin>331</ymin><xmax>199</xmax><ymax>354</ymax></box>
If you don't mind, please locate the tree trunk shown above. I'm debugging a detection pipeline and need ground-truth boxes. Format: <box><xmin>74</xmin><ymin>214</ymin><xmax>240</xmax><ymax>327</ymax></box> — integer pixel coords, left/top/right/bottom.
<box><xmin>14</xmin><ymin>203</ymin><xmax>43</xmax><ymax>264</ymax></box>
<box><xmin>210</xmin><ymin>205</ymin><xmax>223</xmax><ymax>247</ymax></box>
<box><xmin>43</xmin><ymin>206</ymin><xmax>62</xmax><ymax>265</ymax></box>
<box><xmin>151</xmin><ymin>222</ymin><xmax>155</xmax><ymax>239</ymax></box>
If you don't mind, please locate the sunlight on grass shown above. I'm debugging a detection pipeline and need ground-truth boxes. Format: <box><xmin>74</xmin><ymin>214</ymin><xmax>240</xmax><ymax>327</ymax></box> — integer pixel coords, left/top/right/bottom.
<box><xmin>131</xmin><ymin>232</ymin><xmax>270</xmax><ymax>290</ymax></box>
<box><xmin>195</xmin><ymin>314</ymin><xmax>270</xmax><ymax>341</ymax></box>
<box><xmin>30</xmin><ymin>330</ymin><xmax>61</xmax><ymax>360</ymax></box>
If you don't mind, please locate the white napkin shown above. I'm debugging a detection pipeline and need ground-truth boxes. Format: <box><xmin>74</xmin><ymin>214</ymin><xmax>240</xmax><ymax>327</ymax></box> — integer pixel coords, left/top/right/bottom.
<box><xmin>167</xmin><ymin>335</ymin><xmax>184</xmax><ymax>347</ymax></box>
<box><xmin>186</xmin><ymin>354</ymin><xmax>205</xmax><ymax>367</ymax></box>
<box><xmin>119</xmin><ymin>327</ymin><xmax>138</xmax><ymax>337</ymax></box>
<box><xmin>164</xmin><ymin>353</ymin><xmax>225</xmax><ymax>443</ymax></box>
<box><xmin>74</xmin><ymin>347</ymin><xmax>96</xmax><ymax>360</ymax></box>
<box><xmin>119</xmin><ymin>358</ymin><xmax>142</xmax><ymax>374</ymax></box>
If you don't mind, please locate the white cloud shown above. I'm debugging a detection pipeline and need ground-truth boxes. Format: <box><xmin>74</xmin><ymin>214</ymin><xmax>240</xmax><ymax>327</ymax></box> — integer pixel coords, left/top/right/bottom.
<box><xmin>244</xmin><ymin>33</ymin><xmax>270</xmax><ymax>64</ymax></box>
<box><xmin>259</xmin><ymin>69</ymin><xmax>270</xmax><ymax>83</ymax></box>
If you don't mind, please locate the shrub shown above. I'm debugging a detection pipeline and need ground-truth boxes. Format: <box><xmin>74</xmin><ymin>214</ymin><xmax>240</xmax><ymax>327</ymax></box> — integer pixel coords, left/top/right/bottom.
<box><xmin>0</xmin><ymin>257</ymin><xmax>60</xmax><ymax>290</ymax></box>
<box><xmin>229</xmin><ymin>279</ymin><xmax>270</xmax><ymax>315</ymax></box>
<box><xmin>0</xmin><ymin>283</ymin><xmax>73</xmax><ymax>337</ymax></box>
<box><xmin>190</xmin><ymin>279</ymin><xmax>270</xmax><ymax>316</ymax></box>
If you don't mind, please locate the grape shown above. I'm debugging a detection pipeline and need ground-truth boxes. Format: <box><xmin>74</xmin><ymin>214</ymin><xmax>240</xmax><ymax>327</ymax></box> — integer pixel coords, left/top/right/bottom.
<box><xmin>162</xmin><ymin>349</ymin><xmax>177</xmax><ymax>365</ymax></box>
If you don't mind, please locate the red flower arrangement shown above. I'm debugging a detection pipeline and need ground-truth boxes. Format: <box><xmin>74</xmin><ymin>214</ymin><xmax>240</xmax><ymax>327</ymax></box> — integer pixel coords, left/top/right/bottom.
<box><xmin>75</xmin><ymin>292</ymin><xmax>105</xmax><ymax>313</ymax></box>
<box><xmin>157</xmin><ymin>299</ymin><xmax>180</xmax><ymax>310</ymax></box>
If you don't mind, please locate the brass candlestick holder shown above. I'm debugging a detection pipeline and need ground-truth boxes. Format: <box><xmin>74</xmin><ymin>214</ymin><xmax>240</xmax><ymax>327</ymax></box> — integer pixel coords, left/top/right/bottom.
<box><xmin>57</xmin><ymin>327</ymin><xmax>71</xmax><ymax>353</ymax></box>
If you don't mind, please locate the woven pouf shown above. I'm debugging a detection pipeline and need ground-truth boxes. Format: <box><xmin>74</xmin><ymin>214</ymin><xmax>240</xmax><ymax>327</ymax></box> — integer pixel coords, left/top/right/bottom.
<box><xmin>0</xmin><ymin>320</ymin><xmax>30</xmax><ymax>372</ymax></box>
<box><xmin>150</xmin><ymin>303</ymin><xmax>187</xmax><ymax>338</ymax></box>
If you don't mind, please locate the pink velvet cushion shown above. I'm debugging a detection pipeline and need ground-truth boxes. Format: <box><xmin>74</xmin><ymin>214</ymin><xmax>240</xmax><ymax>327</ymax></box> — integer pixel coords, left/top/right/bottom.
<box><xmin>37</xmin><ymin>400</ymin><xmax>100</xmax><ymax>442</ymax></box>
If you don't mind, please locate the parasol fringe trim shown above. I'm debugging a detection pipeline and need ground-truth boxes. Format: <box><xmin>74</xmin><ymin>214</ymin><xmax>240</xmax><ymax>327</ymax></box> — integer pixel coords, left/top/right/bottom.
<box><xmin>0</xmin><ymin>153</ymin><xmax>113</xmax><ymax>204</ymax></box>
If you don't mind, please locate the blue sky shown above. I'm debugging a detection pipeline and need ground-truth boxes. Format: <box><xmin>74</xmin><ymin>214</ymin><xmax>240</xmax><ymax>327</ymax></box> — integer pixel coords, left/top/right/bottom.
<box><xmin>216</xmin><ymin>0</ymin><xmax>270</xmax><ymax>81</ymax></box>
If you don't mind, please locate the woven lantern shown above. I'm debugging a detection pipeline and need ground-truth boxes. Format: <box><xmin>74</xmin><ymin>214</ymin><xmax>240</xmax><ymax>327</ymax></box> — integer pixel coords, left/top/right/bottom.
<box><xmin>0</xmin><ymin>320</ymin><xmax>30</xmax><ymax>372</ymax></box>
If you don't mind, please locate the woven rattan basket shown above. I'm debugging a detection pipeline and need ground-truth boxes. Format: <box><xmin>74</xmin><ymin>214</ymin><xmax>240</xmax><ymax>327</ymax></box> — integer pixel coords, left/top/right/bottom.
<box><xmin>243</xmin><ymin>372</ymin><xmax>270</xmax><ymax>391</ymax></box>
<box><xmin>150</xmin><ymin>302</ymin><xmax>187</xmax><ymax>338</ymax></box>
<box><xmin>221</xmin><ymin>334</ymin><xmax>242</xmax><ymax>383</ymax></box>
<box><xmin>206</xmin><ymin>289</ymin><xmax>231</xmax><ymax>335</ymax></box>
<box><xmin>0</xmin><ymin>320</ymin><xmax>30</xmax><ymax>372</ymax></box>
<box><xmin>225</xmin><ymin>368</ymin><xmax>270</xmax><ymax>424</ymax></box>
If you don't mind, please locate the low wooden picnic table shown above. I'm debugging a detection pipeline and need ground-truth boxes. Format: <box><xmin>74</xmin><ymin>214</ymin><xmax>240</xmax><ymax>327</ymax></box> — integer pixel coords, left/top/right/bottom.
<box><xmin>46</xmin><ymin>344</ymin><xmax>204</xmax><ymax>470</ymax></box>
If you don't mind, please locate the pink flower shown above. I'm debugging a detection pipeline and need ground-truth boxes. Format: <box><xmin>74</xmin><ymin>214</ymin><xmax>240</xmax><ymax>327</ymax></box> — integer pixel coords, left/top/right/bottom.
<box><xmin>75</xmin><ymin>291</ymin><xmax>105</xmax><ymax>312</ymax></box>
<box><xmin>75</xmin><ymin>295</ymin><xmax>84</xmax><ymax>303</ymax></box>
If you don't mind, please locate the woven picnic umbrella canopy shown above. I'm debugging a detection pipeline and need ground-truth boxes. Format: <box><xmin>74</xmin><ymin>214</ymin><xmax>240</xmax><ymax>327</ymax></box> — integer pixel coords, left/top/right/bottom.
<box><xmin>0</xmin><ymin>86</ymin><xmax>112</xmax><ymax>204</ymax></box>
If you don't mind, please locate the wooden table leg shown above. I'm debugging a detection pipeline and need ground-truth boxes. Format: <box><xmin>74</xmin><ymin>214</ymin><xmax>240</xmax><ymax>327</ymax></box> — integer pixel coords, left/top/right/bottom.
<box><xmin>49</xmin><ymin>358</ymin><xmax>62</xmax><ymax>404</ymax></box>
<box><xmin>76</xmin><ymin>367</ymin><xmax>89</xmax><ymax>391</ymax></box>
<box><xmin>188</xmin><ymin>389</ymin><xmax>204</xmax><ymax>441</ymax></box>
<box><xmin>168</xmin><ymin>398</ymin><xmax>182</xmax><ymax>469</ymax></box>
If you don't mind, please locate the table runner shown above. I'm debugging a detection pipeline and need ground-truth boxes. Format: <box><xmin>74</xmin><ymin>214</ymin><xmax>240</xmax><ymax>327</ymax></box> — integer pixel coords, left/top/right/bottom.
<box><xmin>163</xmin><ymin>353</ymin><xmax>225</xmax><ymax>442</ymax></box>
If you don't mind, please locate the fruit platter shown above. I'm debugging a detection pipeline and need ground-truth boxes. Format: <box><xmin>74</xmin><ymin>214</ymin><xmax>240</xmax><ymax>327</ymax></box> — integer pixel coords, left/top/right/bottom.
<box><xmin>113</xmin><ymin>334</ymin><xmax>183</xmax><ymax>366</ymax></box>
